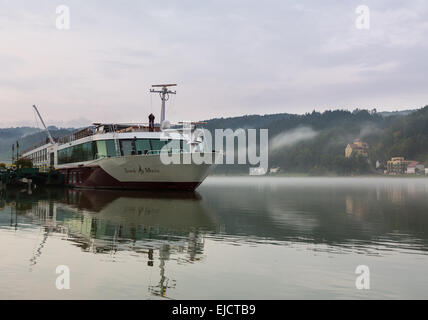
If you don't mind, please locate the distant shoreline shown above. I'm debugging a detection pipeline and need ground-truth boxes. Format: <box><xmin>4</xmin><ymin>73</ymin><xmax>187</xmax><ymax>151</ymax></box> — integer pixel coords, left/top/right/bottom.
<box><xmin>209</xmin><ymin>173</ymin><xmax>428</xmax><ymax>178</ymax></box>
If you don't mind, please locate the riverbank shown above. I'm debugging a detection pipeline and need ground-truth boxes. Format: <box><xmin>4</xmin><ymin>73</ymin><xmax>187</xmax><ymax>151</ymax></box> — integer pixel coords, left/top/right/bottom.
<box><xmin>210</xmin><ymin>173</ymin><xmax>428</xmax><ymax>178</ymax></box>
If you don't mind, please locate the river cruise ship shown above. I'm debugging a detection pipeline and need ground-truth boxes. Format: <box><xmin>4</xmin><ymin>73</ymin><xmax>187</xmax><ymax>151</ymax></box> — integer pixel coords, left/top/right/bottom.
<box><xmin>21</xmin><ymin>85</ymin><xmax>218</xmax><ymax>191</ymax></box>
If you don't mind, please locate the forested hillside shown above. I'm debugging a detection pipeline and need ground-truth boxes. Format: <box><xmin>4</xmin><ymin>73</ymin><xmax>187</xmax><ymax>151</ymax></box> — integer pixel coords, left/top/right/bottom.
<box><xmin>1</xmin><ymin>106</ymin><xmax>427</xmax><ymax>176</ymax></box>
<box><xmin>203</xmin><ymin>107</ymin><xmax>426</xmax><ymax>175</ymax></box>
<box><xmin>0</xmin><ymin>127</ymin><xmax>73</xmax><ymax>163</ymax></box>
<box><xmin>370</xmin><ymin>107</ymin><xmax>428</xmax><ymax>165</ymax></box>
<box><xmin>0</xmin><ymin>127</ymin><xmax>39</xmax><ymax>161</ymax></box>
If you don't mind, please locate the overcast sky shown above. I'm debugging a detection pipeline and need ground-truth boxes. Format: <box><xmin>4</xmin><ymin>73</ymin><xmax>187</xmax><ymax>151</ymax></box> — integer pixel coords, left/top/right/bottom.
<box><xmin>0</xmin><ymin>0</ymin><xmax>427</xmax><ymax>128</ymax></box>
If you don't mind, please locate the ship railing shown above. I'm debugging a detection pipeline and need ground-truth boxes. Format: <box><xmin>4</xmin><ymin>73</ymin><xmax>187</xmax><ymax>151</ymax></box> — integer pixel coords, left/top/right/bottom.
<box><xmin>20</xmin><ymin>139</ymin><xmax>54</xmax><ymax>156</ymax></box>
<box><xmin>146</xmin><ymin>149</ymin><xmax>183</xmax><ymax>155</ymax></box>
<box><xmin>56</xmin><ymin>121</ymin><xmax>205</xmax><ymax>146</ymax></box>
<box><xmin>92</xmin><ymin>149</ymin><xmax>186</xmax><ymax>159</ymax></box>
<box><xmin>57</xmin><ymin>127</ymin><xmax>95</xmax><ymax>145</ymax></box>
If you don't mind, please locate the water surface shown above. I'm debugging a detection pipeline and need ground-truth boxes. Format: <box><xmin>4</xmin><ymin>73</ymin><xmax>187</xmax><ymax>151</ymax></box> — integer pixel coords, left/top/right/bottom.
<box><xmin>1</xmin><ymin>177</ymin><xmax>428</xmax><ymax>299</ymax></box>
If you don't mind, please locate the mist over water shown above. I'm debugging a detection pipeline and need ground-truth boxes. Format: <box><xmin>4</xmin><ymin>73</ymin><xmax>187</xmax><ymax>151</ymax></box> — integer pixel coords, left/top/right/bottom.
<box><xmin>1</xmin><ymin>177</ymin><xmax>428</xmax><ymax>299</ymax></box>
<box><xmin>270</xmin><ymin>127</ymin><xmax>318</xmax><ymax>151</ymax></box>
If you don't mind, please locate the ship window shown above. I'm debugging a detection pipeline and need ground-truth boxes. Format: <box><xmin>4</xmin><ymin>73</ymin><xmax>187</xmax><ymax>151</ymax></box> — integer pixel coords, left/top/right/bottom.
<box><xmin>96</xmin><ymin>141</ymin><xmax>108</xmax><ymax>158</ymax></box>
<box><xmin>105</xmin><ymin>140</ymin><xmax>116</xmax><ymax>157</ymax></box>
<box><xmin>165</xmin><ymin>139</ymin><xmax>181</xmax><ymax>153</ymax></box>
<box><xmin>135</xmin><ymin>139</ymin><xmax>151</xmax><ymax>155</ymax></box>
<box><xmin>96</xmin><ymin>140</ymin><xmax>117</xmax><ymax>157</ymax></box>
<box><xmin>82</xmin><ymin>142</ymin><xmax>97</xmax><ymax>161</ymax></box>
<box><xmin>150</xmin><ymin>139</ymin><xmax>167</xmax><ymax>153</ymax></box>
<box><xmin>70</xmin><ymin>145</ymin><xmax>83</xmax><ymax>163</ymax></box>
<box><xmin>58</xmin><ymin>141</ymin><xmax>98</xmax><ymax>165</ymax></box>
<box><xmin>56</xmin><ymin>139</ymin><xmax>188</xmax><ymax>164</ymax></box>
<box><xmin>181</xmin><ymin>140</ymin><xmax>190</xmax><ymax>152</ymax></box>
<box><xmin>120</xmin><ymin>140</ymin><xmax>134</xmax><ymax>156</ymax></box>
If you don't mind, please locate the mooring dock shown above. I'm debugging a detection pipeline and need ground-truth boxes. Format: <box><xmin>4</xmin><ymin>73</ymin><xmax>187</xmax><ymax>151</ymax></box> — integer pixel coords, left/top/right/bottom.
<box><xmin>0</xmin><ymin>168</ymin><xmax>64</xmax><ymax>188</ymax></box>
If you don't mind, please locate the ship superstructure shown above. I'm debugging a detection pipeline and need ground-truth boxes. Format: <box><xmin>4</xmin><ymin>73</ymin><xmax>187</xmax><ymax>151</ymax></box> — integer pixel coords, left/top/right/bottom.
<box><xmin>22</xmin><ymin>85</ymin><xmax>218</xmax><ymax>191</ymax></box>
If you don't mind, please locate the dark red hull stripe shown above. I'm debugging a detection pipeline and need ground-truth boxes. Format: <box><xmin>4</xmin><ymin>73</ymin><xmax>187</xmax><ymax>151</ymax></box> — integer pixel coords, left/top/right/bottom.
<box><xmin>59</xmin><ymin>166</ymin><xmax>202</xmax><ymax>191</ymax></box>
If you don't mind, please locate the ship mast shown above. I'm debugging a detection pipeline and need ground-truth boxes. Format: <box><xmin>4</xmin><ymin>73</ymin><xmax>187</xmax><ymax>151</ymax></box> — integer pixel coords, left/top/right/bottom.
<box><xmin>149</xmin><ymin>84</ymin><xmax>177</xmax><ymax>124</ymax></box>
<box><xmin>33</xmin><ymin>105</ymin><xmax>55</xmax><ymax>145</ymax></box>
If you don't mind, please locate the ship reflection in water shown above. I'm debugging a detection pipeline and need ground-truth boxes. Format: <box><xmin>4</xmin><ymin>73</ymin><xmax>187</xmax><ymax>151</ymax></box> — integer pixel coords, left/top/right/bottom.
<box><xmin>0</xmin><ymin>187</ymin><xmax>218</xmax><ymax>299</ymax></box>
<box><xmin>1</xmin><ymin>177</ymin><xmax>428</xmax><ymax>299</ymax></box>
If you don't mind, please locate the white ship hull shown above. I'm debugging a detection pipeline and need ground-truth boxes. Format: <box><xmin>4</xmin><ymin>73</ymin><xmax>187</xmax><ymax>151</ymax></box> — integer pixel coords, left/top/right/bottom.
<box><xmin>57</xmin><ymin>152</ymin><xmax>220</xmax><ymax>191</ymax></box>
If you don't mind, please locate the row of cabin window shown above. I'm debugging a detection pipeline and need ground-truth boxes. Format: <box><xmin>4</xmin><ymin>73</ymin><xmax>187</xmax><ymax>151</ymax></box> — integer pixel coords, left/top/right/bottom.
<box><xmin>119</xmin><ymin>139</ymin><xmax>189</xmax><ymax>156</ymax></box>
<box><xmin>58</xmin><ymin>139</ymin><xmax>189</xmax><ymax>165</ymax></box>
<box><xmin>28</xmin><ymin>148</ymin><xmax>48</xmax><ymax>163</ymax></box>
<box><xmin>68</xmin><ymin>171</ymin><xmax>83</xmax><ymax>184</ymax></box>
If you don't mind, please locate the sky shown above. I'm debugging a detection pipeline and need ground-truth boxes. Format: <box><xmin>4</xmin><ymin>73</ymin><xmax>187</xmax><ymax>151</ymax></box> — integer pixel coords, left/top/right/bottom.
<box><xmin>0</xmin><ymin>0</ymin><xmax>427</xmax><ymax>128</ymax></box>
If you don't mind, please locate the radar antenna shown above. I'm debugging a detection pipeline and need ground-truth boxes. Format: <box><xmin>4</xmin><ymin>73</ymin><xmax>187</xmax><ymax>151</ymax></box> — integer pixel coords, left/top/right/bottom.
<box><xmin>149</xmin><ymin>84</ymin><xmax>177</xmax><ymax>124</ymax></box>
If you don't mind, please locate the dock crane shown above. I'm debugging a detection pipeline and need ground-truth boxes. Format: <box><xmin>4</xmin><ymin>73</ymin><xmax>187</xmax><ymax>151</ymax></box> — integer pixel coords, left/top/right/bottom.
<box><xmin>33</xmin><ymin>105</ymin><xmax>55</xmax><ymax>145</ymax></box>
